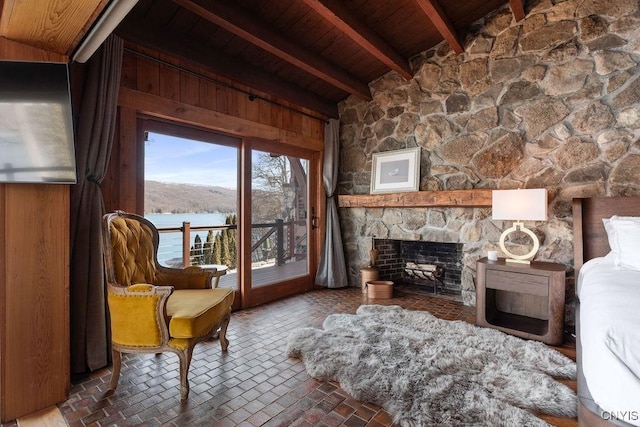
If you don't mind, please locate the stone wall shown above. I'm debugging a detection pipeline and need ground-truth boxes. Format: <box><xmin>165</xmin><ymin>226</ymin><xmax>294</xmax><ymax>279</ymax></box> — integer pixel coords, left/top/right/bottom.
<box><xmin>337</xmin><ymin>0</ymin><xmax>640</xmax><ymax>323</ymax></box>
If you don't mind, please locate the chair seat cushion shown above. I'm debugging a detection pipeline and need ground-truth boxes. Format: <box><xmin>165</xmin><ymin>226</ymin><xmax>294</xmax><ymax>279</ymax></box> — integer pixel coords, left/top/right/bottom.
<box><xmin>166</xmin><ymin>288</ymin><xmax>234</xmax><ymax>339</ymax></box>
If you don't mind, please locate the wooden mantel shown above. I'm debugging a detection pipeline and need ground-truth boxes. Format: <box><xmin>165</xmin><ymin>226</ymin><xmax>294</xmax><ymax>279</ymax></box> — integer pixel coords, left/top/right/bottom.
<box><xmin>337</xmin><ymin>189</ymin><xmax>493</xmax><ymax>208</ymax></box>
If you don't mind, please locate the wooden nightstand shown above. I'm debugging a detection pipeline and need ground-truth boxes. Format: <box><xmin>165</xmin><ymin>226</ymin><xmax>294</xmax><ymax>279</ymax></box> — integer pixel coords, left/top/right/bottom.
<box><xmin>476</xmin><ymin>257</ymin><xmax>566</xmax><ymax>345</ymax></box>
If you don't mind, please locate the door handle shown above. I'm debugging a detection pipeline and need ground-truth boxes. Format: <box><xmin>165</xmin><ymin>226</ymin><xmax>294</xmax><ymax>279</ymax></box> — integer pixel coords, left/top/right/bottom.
<box><xmin>311</xmin><ymin>207</ymin><xmax>319</xmax><ymax>230</ymax></box>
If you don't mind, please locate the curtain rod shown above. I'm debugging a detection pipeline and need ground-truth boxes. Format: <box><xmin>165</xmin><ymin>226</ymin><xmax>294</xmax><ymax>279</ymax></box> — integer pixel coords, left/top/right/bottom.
<box><xmin>123</xmin><ymin>47</ymin><xmax>327</xmax><ymax>123</ymax></box>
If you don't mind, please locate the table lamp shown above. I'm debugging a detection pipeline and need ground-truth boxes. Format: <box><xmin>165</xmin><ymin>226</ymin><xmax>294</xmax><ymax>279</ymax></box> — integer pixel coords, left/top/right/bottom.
<box><xmin>492</xmin><ymin>188</ymin><xmax>548</xmax><ymax>264</ymax></box>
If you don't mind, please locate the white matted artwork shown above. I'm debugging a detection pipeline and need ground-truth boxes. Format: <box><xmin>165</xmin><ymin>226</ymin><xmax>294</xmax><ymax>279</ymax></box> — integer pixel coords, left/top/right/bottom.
<box><xmin>370</xmin><ymin>147</ymin><xmax>421</xmax><ymax>194</ymax></box>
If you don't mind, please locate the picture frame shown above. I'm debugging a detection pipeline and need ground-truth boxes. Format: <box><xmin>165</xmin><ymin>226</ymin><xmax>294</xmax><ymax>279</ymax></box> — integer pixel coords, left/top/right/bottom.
<box><xmin>370</xmin><ymin>147</ymin><xmax>421</xmax><ymax>194</ymax></box>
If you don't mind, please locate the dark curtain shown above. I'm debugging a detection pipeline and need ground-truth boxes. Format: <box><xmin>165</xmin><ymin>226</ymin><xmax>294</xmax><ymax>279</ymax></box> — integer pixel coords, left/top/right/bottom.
<box><xmin>69</xmin><ymin>35</ymin><xmax>124</xmax><ymax>374</ymax></box>
<box><xmin>315</xmin><ymin>119</ymin><xmax>348</xmax><ymax>288</ymax></box>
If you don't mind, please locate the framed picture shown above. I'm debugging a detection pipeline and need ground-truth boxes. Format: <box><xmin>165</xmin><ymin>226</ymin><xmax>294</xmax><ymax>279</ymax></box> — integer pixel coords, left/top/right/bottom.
<box><xmin>370</xmin><ymin>147</ymin><xmax>421</xmax><ymax>194</ymax></box>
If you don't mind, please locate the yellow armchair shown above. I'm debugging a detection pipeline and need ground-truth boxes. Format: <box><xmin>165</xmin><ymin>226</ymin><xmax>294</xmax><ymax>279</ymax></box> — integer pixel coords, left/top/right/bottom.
<box><xmin>102</xmin><ymin>211</ymin><xmax>234</xmax><ymax>400</ymax></box>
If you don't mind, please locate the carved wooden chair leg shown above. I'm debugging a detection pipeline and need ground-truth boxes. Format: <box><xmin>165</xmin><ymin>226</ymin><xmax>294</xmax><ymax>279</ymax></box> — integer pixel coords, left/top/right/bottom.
<box><xmin>207</xmin><ymin>324</ymin><xmax>220</xmax><ymax>341</ymax></box>
<box><xmin>110</xmin><ymin>349</ymin><xmax>122</xmax><ymax>391</ymax></box>
<box><xmin>219</xmin><ymin>311</ymin><xmax>231</xmax><ymax>352</ymax></box>
<box><xmin>178</xmin><ymin>346</ymin><xmax>194</xmax><ymax>400</ymax></box>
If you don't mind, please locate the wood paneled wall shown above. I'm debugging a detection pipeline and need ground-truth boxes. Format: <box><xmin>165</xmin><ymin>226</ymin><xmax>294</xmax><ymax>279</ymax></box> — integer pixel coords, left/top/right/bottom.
<box><xmin>0</xmin><ymin>37</ymin><xmax>70</xmax><ymax>422</ymax></box>
<box><xmin>104</xmin><ymin>45</ymin><xmax>326</xmax><ymax>214</ymax></box>
<box><xmin>0</xmin><ymin>185</ymin><xmax>70</xmax><ymax>422</ymax></box>
<box><xmin>120</xmin><ymin>45</ymin><xmax>324</xmax><ymax>139</ymax></box>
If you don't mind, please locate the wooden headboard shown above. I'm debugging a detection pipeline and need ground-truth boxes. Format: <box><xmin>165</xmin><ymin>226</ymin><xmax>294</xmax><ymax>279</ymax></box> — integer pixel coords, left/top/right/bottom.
<box><xmin>572</xmin><ymin>196</ymin><xmax>640</xmax><ymax>273</ymax></box>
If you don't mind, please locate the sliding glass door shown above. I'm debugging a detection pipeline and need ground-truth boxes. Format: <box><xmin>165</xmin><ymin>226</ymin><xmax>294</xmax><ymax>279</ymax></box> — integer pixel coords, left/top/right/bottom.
<box><xmin>243</xmin><ymin>140</ymin><xmax>318</xmax><ymax>307</ymax></box>
<box><xmin>250</xmin><ymin>150</ymin><xmax>309</xmax><ymax>283</ymax></box>
<box><xmin>142</xmin><ymin>120</ymin><xmax>241</xmax><ymax>313</ymax></box>
<box><xmin>141</xmin><ymin>120</ymin><xmax>319</xmax><ymax>309</ymax></box>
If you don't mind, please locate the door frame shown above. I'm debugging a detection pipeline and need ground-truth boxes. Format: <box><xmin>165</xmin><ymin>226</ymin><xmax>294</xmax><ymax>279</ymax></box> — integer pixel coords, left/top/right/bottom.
<box><xmin>239</xmin><ymin>137</ymin><xmax>322</xmax><ymax>308</ymax></box>
<box><xmin>138</xmin><ymin>119</ymin><xmax>324</xmax><ymax>310</ymax></box>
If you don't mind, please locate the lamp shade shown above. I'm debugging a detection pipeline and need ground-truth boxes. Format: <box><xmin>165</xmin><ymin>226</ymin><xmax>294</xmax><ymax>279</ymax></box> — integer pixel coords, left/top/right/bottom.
<box><xmin>492</xmin><ymin>188</ymin><xmax>548</xmax><ymax>221</ymax></box>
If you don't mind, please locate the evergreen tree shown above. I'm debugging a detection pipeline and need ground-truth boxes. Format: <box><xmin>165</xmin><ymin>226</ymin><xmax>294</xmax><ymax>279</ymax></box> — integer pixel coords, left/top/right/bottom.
<box><xmin>220</xmin><ymin>231</ymin><xmax>230</xmax><ymax>268</ymax></box>
<box><xmin>204</xmin><ymin>230</ymin><xmax>215</xmax><ymax>264</ymax></box>
<box><xmin>190</xmin><ymin>234</ymin><xmax>203</xmax><ymax>265</ymax></box>
<box><xmin>213</xmin><ymin>233</ymin><xmax>222</xmax><ymax>265</ymax></box>
<box><xmin>208</xmin><ymin>214</ymin><xmax>238</xmax><ymax>269</ymax></box>
<box><xmin>227</xmin><ymin>214</ymin><xmax>238</xmax><ymax>269</ymax></box>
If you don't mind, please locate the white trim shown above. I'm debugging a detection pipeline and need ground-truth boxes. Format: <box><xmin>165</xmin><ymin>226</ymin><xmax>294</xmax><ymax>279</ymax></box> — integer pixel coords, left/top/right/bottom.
<box><xmin>72</xmin><ymin>0</ymin><xmax>138</xmax><ymax>63</ymax></box>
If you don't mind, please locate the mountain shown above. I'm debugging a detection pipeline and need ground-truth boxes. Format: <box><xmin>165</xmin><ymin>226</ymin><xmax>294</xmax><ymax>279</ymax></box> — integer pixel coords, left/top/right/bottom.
<box><xmin>145</xmin><ymin>180</ymin><xmax>238</xmax><ymax>214</ymax></box>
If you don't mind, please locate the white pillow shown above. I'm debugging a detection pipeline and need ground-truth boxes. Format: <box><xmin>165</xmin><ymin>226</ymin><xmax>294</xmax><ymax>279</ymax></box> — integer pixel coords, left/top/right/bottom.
<box><xmin>602</xmin><ymin>216</ymin><xmax>640</xmax><ymax>270</ymax></box>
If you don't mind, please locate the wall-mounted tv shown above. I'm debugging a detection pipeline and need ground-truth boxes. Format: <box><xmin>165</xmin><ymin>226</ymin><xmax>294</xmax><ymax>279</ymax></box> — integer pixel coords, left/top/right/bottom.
<box><xmin>0</xmin><ymin>61</ymin><xmax>77</xmax><ymax>184</ymax></box>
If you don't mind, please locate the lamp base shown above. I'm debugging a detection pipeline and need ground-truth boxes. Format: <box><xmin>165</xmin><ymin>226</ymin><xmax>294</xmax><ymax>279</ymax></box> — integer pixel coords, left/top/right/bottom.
<box><xmin>505</xmin><ymin>258</ymin><xmax>531</xmax><ymax>265</ymax></box>
<box><xmin>499</xmin><ymin>221</ymin><xmax>539</xmax><ymax>263</ymax></box>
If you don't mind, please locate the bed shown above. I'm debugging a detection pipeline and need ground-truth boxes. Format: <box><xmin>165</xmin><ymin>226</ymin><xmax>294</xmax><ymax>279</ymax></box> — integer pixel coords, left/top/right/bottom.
<box><xmin>573</xmin><ymin>196</ymin><xmax>640</xmax><ymax>427</ymax></box>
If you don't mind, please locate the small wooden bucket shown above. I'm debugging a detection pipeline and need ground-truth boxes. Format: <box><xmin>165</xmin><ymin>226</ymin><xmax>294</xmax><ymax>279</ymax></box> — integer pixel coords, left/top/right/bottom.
<box><xmin>360</xmin><ymin>267</ymin><xmax>379</xmax><ymax>294</ymax></box>
<box><xmin>366</xmin><ymin>280</ymin><xmax>394</xmax><ymax>299</ymax></box>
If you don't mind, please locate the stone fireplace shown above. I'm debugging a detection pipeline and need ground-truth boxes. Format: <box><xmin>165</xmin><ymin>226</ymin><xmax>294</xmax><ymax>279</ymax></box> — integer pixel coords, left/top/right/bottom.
<box><xmin>333</xmin><ymin>0</ymin><xmax>640</xmax><ymax>330</ymax></box>
<box><xmin>375</xmin><ymin>238</ymin><xmax>463</xmax><ymax>300</ymax></box>
<box><xmin>338</xmin><ymin>191</ymin><xmax>498</xmax><ymax>307</ymax></box>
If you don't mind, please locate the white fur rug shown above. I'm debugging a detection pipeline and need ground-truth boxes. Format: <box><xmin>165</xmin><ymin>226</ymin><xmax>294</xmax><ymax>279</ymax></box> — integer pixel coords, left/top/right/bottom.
<box><xmin>287</xmin><ymin>305</ymin><xmax>577</xmax><ymax>426</ymax></box>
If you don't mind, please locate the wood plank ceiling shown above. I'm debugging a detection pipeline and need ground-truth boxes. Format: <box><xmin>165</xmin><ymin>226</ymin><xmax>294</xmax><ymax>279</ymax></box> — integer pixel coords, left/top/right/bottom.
<box><xmin>0</xmin><ymin>0</ymin><xmax>526</xmax><ymax>119</ymax></box>
<box><xmin>0</xmin><ymin>0</ymin><xmax>107</xmax><ymax>55</ymax></box>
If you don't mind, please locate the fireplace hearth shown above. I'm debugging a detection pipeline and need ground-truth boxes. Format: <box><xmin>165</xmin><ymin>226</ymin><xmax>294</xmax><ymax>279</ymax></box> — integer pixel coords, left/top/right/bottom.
<box><xmin>374</xmin><ymin>239</ymin><xmax>463</xmax><ymax>300</ymax></box>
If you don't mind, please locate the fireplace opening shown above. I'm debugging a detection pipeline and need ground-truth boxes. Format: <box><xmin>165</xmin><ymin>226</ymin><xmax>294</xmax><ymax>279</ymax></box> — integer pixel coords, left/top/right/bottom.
<box><xmin>374</xmin><ymin>239</ymin><xmax>463</xmax><ymax>301</ymax></box>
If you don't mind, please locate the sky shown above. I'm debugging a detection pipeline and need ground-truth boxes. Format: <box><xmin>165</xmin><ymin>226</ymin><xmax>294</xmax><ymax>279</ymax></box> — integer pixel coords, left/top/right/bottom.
<box><xmin>144</xmin><ymin>132</ymin><xmax>238</xmax><ymax>188</ymax></box>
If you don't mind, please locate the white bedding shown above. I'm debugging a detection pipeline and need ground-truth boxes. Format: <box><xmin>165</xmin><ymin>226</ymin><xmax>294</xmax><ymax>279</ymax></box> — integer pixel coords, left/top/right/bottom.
<box><xmin>578</xmin><ymin>256</ymin><xmax>640</xmax><ymax>425</ymax></box>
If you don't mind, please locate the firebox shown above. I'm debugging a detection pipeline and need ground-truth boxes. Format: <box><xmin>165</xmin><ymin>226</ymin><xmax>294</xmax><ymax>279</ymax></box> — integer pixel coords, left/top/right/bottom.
<box><xmin>374</xmin><ymin>239</ymin><xmax>463</xmax><ymax>299</ymax></box>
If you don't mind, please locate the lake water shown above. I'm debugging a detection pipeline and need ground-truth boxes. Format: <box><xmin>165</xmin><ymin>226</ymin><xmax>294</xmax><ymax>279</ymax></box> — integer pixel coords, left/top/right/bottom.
<box><xmin>146</xmin><ymin>212</ymin><xmax>231</xmax><ymax>265</ymax></box>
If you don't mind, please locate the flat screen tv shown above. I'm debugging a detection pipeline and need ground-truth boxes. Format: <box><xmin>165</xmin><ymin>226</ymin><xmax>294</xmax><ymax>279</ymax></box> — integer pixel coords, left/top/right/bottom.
<box><xmin>0</xmin><ymin>61</ymin><xmax>77</xmax><ymax>183</ymax></box>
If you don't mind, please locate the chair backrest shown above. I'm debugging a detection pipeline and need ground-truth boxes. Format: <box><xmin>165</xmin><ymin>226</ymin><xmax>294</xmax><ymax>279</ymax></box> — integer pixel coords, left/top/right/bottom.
<box><xmin>103</xmin><ymin>211</ymin><xmax>160</xmax><ymax>287</ymax></box>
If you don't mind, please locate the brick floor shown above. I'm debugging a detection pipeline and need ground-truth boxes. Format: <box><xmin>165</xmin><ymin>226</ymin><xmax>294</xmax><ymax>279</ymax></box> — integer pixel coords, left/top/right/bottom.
<box><xmin>21</xmin><ymin>285</ymin><xmax>575</xmax><ymax>426</ymax></box>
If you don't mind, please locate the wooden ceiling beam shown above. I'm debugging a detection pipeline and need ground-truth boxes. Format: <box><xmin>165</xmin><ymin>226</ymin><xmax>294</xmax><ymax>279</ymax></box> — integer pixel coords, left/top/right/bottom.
<box><xmin>171</xmin><ymin>0</ymin><xmax>371</xmax><ymax>100</ymax></box>
<box><xmin>301</xmin><ymin>0</ymin><xmax>412</xmax><ymax>80</ymax></box>
<box><xmin>117</xmin><ymin>21</ymin><xmax>338</xmax><ymax>119</ymax></box>
<box><xmin>414</xmin><ymin>0</ymin><xmax>464</xmax><ymax>54</ymax></box>
<box><xmin>509</xmin><ymin>0</ymin><xmax>526</xmax><ymax>21</ymax></box>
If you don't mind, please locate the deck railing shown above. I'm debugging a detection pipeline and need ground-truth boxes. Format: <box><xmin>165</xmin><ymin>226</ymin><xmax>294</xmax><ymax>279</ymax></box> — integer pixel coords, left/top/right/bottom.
<box><xmin>156</xmin><ymin>220</ymin><xmax>306</xmax><ymax>268</ymax></box>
